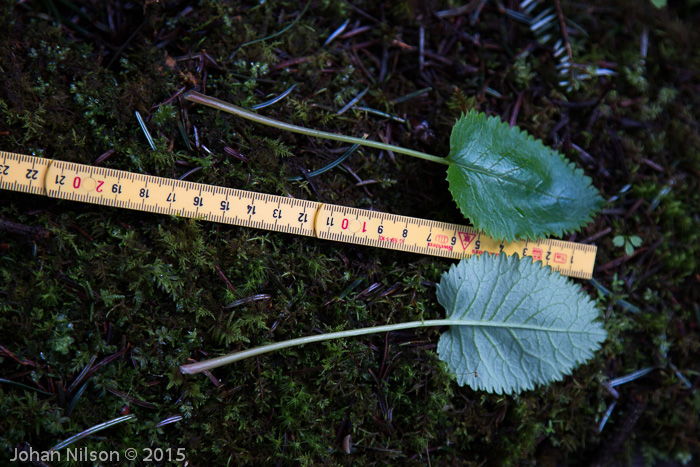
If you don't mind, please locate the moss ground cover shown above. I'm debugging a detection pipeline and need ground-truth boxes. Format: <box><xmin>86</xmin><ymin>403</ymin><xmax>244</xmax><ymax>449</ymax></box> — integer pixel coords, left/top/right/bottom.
<box><xmin>1</xmin><ymin>1</ymin><xmax>698</xmax><ymax>465</ymax></box>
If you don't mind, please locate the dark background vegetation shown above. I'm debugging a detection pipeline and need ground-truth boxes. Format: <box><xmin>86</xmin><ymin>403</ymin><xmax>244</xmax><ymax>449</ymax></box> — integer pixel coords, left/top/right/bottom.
<box><xmin>1</xmin><ymin>0</ymin><xmax>698</xmax><ymax>465</ymax></box>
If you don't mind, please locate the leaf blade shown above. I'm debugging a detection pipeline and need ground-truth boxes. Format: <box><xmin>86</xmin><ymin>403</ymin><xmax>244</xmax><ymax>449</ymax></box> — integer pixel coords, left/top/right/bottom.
<box><xmin>446</xmin><ymin>111</ymin><xmax>604</xmax><ymax>241</ymax></box>
<box><xmin>436</xmin><ymin>254</ymin><xmax>606</xmax><ymax>394</ymax></box>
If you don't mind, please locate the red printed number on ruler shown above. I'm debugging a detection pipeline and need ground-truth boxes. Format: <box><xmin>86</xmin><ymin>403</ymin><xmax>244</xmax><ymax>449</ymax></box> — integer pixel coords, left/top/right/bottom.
<box><xmin>340</xmin><ymin>218</ymin><xmax>367</xmax><ymax>232</ymax></box>
<box><xmin>554</xmin><ymin>252</ymin><xmax>567</xmax><ymax>263</ymax></box>
<box><xmin>72</xmin><ymin>176</ymin><xmax>104</xmax><ymax>192</ymax></box>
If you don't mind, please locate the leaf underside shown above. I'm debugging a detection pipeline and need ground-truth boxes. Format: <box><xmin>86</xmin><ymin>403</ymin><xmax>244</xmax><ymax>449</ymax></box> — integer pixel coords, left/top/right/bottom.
<box><xmin>436</xmin><ymin>254</ymin><xmax>607</xmax><ymax>395</ymax></box>
<box><xmin>446</xmin><ymin>111</ymin><xmax>604</xmax><ymax>242</ymax></box>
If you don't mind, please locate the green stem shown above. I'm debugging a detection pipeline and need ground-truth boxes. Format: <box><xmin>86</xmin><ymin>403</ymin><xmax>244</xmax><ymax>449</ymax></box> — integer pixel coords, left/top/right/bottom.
<box><xmin>180</xmin><ymin>319</ymin><xmax>459</xmax><ymax>374</ymax></box>
<box><xmin>184</xmin><ymin>91</ymin><xmax>449</xmax><ymax>165</ymax></box>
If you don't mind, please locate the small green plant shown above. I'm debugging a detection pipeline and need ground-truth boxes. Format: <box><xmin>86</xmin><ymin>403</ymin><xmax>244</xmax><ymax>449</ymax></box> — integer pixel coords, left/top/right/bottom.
<box><xmin>181</xmin><ymin>91</ymin><xmax>607</xmax><ymax>394</ymax></box>
<box><xmin>613</xmin><ymin>234</ymin><xmax>642</xmax><ymax>256</ymax></box>
<box><xmin>182</xmin><ymin>254</ymin><xmax>606</xmax><ymax>394</ymax></box>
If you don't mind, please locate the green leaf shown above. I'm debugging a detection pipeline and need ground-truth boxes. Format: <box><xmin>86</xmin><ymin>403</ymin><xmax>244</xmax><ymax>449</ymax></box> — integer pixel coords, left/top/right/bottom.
<box><xmin>446</xmin><ymin>111</ymin><xmax>604</xmax><ymax>241</ymax></box>
<box><xmin>629</xmin><ymin>235</ymin><xmax>643</xmax><ymax>247</ymax></box>
<box><xmin>436</xmin><ymin>254</ymin><xmax>607</xmax><ymax>394</ymax></box>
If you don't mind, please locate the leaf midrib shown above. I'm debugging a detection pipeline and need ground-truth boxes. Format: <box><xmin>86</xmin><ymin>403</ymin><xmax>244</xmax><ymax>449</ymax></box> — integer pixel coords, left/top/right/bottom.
<box><xmin>445</xmin><ymin>318</ymin><xmax>600</xmax><ymax>334</ymax></box>
<box><xmin>449</xmin><ymin>152</ymin><xmax>581</xmax><ymax>203</ymax></box>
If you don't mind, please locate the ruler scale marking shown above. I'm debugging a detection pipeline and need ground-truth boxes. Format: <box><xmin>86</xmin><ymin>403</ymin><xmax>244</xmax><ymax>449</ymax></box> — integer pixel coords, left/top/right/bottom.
<box><xmin>0</xmin><ymin>151</ymin><xmax>596</xmax><ymax>278</ymax></box>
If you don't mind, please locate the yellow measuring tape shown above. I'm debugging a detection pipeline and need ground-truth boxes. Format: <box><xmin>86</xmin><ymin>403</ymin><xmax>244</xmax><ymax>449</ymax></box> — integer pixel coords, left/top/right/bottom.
<box><xmin>1</xmin><ymin>150</ymin><xmax>596</xmax><ymax>279</ymax></box>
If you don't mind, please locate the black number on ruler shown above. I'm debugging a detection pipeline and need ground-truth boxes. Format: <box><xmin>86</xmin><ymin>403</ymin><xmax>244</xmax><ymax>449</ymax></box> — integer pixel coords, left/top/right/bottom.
<box><xmin>26</xmin><ymin>169</ymin><xmax>38</xmax><ymax>180</ymax></box>
<box><xmin>221</xmin><ymin>201</ymin><xmax>230</xmax><ymax>211</ymax></box>
<box><xmin>247</xmin><ymin>205</ymin><xmax>256</xmax><ymax>215</ymax></box>
<box><xmin>475</xmin><ymin>240</ymin><xmax>481</xmax><ymax>250</ymax></box>
<box><xmin>298</xmin><ymin>212</ymin><xmax>308</xmax><ymax>223</ymax></box>
<box><xmin>113</xmin><ymin>184</ymin><xmax>122</xmax><ymax>194</ymax></box>
<box><xmin>546</xmin><ymin>251</ymin><xmax>551</xmax><ymax>261</ymax></box>
<box><xmin>273</xmin><ymin>209</ymin><xmax>282</xmax><ymax>219</ymax></box>
<box><xmin>378</xmin><ymin>225</ymin><xmax>383</xmax><ymax>234</ymax></box>
<box><xmin>326</xmin><ymin>218</ymin><xmax>334</xmax><ymax>226</ymax></box>
<box><xmin>402</xmin><ymin>228</ymin><xmax>408</xmax><ymax>238</ymax></box>
<box><xmin>426</xmin><ymin>233</ymin><xmax>432</xmax><ymax>242</ymax></box>
<box><xmin>0</xmin><ymin>164</ymin><xmax>10</xmax><ymax>175</ymax></box>
<box><xmin>55</xmin><ymin>175</ymin><xmax>65</xmax><ymax>185</ymax></box>
<box><xmin>139</xmin><ymin>188</ymin><xmax>149</xmax><ymax>198</ymax></box>
<box><xmin>193</xmin><ymin>196</ymin><xmax>204</xmax><ymax>207</ymax></box>
<box><xmin>167</xmin><ymin>192</ymin><xmax>176</xmax><ymax>202</ymax></box>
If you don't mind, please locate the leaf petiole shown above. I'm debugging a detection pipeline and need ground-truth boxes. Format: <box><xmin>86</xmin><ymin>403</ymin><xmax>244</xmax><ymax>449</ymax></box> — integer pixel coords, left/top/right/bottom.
<box><xmin>180</xmin><ymin>319</ymin><xmax>457</xmax><ymax>374</ymax></box>
<box><xmin>179</xmin><ymin>310</ymin><xmax>601</xmax><ymax>375</ymax></box>
<box><xmin>183</xmin><ymin>91</ymin><xmax>449</xmax><ymax>165</ymax></box>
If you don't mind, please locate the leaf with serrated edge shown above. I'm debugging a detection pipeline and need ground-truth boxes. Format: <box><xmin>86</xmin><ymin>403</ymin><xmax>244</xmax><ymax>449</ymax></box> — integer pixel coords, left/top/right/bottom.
<box><xmin>446</xmin><ymin>111</ymin><xmax>604</xmax><ymax>242</ymax></box>
<box><xmin>436</xmin><ymin>254</ymin><xmax>606</xmax><ymax>395</ymax></box>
